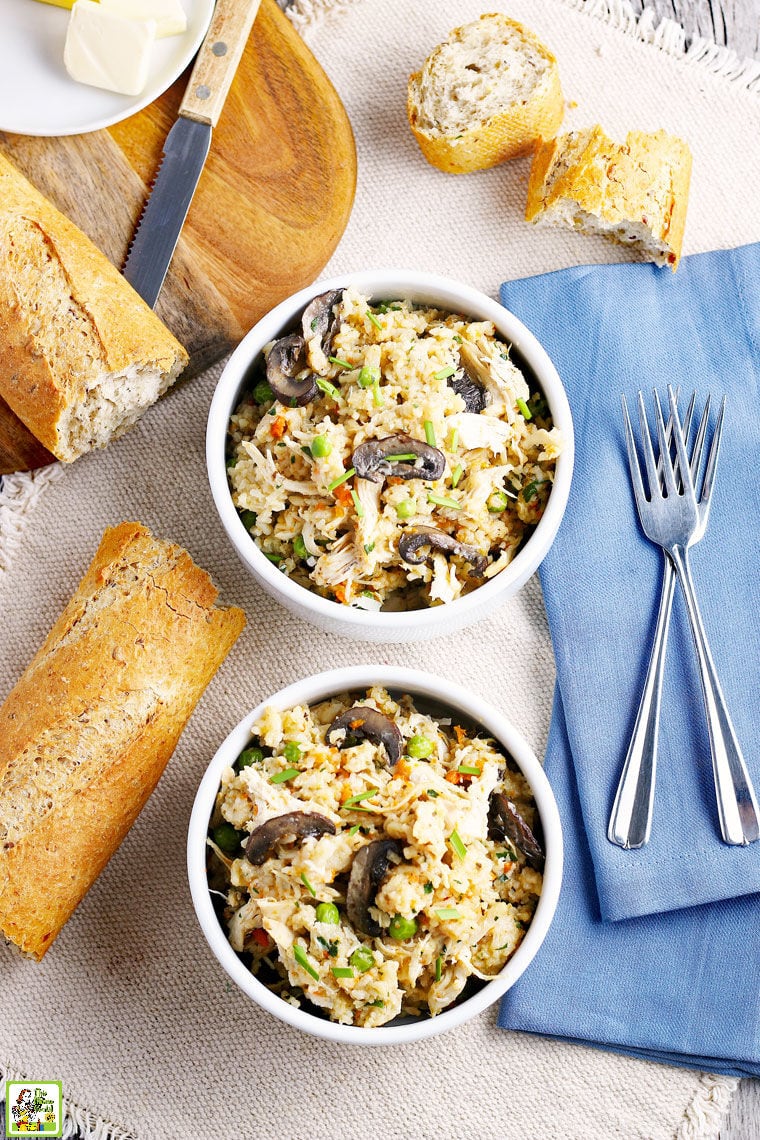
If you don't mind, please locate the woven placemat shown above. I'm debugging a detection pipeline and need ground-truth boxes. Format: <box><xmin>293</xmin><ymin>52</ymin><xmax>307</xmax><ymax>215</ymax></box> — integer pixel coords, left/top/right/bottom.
<box><xmin>3</xmin><ymin>1</ymin><xmax>760</xmax><ymax>1136</ymax></box>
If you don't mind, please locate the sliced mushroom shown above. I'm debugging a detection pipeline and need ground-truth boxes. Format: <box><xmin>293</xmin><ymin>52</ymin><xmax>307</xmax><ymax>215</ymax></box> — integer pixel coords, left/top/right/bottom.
<box><xmin>352</xmin><ymin>433</ymin><xmax>446</xmax><ymax>483</ymax></box>
<box><xmin>326</xmin><ymin>706</ymin><xmax>403</xmax><ymax>766</ymax></box>
<box><xmin>245</xmin><ymin>811</ymin><xmax>336</xmax><ymax>865</ymax></box>
<box><xmin>266</xmin><ymin>334</ymin><xmax>317</xmax><ymax>406</ymax></box>
<box><xmin>452</xmin><ymin>342</ymin><xmax>490</xmax><ymax>413</ymax></box>
<box><xmin>488</xmin><ymin>792</ymin><xmax>544</xmax><ymax>870</ymax></box>
<box><xmin>302</xmin><ymin>289</ymin><xmax>343</xmax><ymax>353</ymax></box>
<box><xmin>398</xmin><ymin>527</ymin><xmax>487</xmax><ymax>576</ymax></box>
<box><xmin>346</xmin><ymin>838</ymin><xmax>404</xmax><ymax>937</ymax></box>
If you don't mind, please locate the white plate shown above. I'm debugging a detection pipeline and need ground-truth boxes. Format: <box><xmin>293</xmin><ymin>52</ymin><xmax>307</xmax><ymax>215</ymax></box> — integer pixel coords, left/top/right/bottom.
<box><xmin>0</xmin><ymin>0</ymin><xmax>215</xmax><ymax>138</ymax></box>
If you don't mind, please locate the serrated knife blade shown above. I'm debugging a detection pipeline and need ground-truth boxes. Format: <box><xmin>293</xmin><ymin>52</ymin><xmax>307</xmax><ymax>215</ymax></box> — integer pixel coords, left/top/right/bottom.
<box><xmin>123</xmin><ymin>0</ymin><xmax>261</xmax><ymax>308</ymax></box>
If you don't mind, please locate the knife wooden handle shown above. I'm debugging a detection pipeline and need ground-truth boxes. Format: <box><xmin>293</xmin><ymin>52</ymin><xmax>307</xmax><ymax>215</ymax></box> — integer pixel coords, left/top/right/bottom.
<box><xmin>180</xmin><ymin>0</ymin><xmax>262</xmax><ymax>128</ymax></box>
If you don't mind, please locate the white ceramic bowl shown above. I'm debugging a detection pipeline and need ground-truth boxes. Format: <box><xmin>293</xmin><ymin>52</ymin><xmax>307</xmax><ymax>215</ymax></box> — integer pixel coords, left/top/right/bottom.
<box><xmin>207</xmin><ymin>270</ymin><xmax>574</xmax><ymax>640</ymax></box>
<box><xmin>187</xmin><ymin>665</ymin><xmax>563</xmax><ymax>1046</ymax></box>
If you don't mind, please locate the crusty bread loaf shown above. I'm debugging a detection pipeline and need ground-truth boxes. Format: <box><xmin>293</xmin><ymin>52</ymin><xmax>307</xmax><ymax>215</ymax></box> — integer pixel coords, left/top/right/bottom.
<box><xmin>0</xmin><ymin>522</ymin><xmax>245</xmax><ymax>959</ymax></box>
<box><xmin>526</xmin><ymin>125</ymin><xmax>692</xmax><ymax>269</ymax></box>
<box><xmin>0</xmin><ymin>152</ymin><xmax>189</xmax><ymax>462</ymax></box>
<box><xmin>407</xmin><ymin>13</ymin><xmax>564</xmax><ymax>174</ymax></box>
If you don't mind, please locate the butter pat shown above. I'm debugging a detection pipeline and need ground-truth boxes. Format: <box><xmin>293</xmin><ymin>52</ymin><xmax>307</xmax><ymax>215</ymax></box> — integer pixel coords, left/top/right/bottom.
<box><xmin>64</xmin><ymin>1</ymin><xmax>156</xmax><ymax>97</ymax></box>
<box><xmin>99</xmin><ymin>0</ymin><xmax>187</xmax><ymax>39</ymax></box>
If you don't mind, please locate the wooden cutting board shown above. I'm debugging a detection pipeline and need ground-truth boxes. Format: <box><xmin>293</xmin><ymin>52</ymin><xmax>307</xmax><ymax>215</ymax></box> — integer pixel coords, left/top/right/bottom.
<box><xmin>0</xmin><ymin>0</ymin><xmax>356</xmax><ymax>474</ymax></box>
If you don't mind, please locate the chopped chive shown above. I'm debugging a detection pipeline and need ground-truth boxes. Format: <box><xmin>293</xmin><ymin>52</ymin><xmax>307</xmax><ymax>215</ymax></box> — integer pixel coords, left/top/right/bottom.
<box><xmin>451</xmin><ymin>464</ymin><xmax>463</xmax><ymax>489</ymax></box>
<box><xmin>516</xmin><ymin>397</ymin><xmax>532</xmax><ymax>421</ymax></box>
<box><xmin>523</xmin><ymin>479</ymin><xmax>544</xmax><ymax>503</ymax></box>
<box><xmin>453</xmin><ymin>334</ymin><xmax>463</xmax><ymax>344</ymax></box>
<box><xmin>372</xmin><ymin>379</ymin><xmax>384</xmax><ymax>408</ymax></box>
<box><xmin>283</xmin><ymin>741</ymin><xmax>301</xmax><ymax>764</ymax></box>
<box><xmin>239</xmin><ymin>510</ymin><xmax>257</xmax><ymax>530</ymax></box>
<box><xmin>351</xmin><ymin>489</ymin><xmax>364</xmax><ymax>517</ymax></box>
<box><xmin>293</xmin><ymin>944</ymin><xmax>320</xmax><ymax>981</ymax></box>
<box><xmin>426</xmin><ymin>789</ymin><xmax>440</xmax><ymax>798</ymax></box>
<box><xmin>448</xmin><ymin>828</ymin><xmax>467</xmax><ymax>861</ymax></box>
<box><xmin>332</xmin><ymin>966</ymin><xmax>355</xmax><ymax>978</ymax></box>
<box><xmin>385</xmin><ymin>453</ymin><xmax>418</xmax><ymax>462</ymax></box>
<box><xmin>435</xmin><ymin>907</ymin><xmax>462</xmax><ymax>920</ymax></box>
<box><xmin>300</xmin><ymin>873</ymin><xmax>317</xmax><ymax>896</ymax></box>
<box><xmin>328</xmin><ymin>356</ymin><xmax>353</xmax><ymax>370</ymax></box>
<box><xmin>268</xmin><ymin>768</ymin><xmax>300</xmax><ymax>784</ymax></box>
<box><xmin>396</xmin><ymin>499</ymin><xmax>415</xmax><ymax>520</ymax></box>
<box><xmin>427</xmin><ymin>492</ymin><xmax>461</xmax><ymax>510</ymax></box>
<box><xmin>293</xmin><ymin>534</ymin><xmax>308</xmax><ymax>560</ymax></box>
<box><xmin>457</xmin><ymin>764</ymin><xmax>481</xmax><ymax>776</ymax></box>
<box><xmin>424</xmin><ymin>420</ymin><xmax>436</xmax><ymax>446</ymax></box>
<box><xmin>447</xmin><ymin>428</ymin><xmax>459</xmax><ymax>453</ymax></box>
<box><xmin>342</xmin><ymin>788</ymin><xmax>379</xmax><ymax>809</ymax></box>
<box><xmin>487</xmin><ymin>490</ymin><xmax>509</xmax><ymax>513</ymax></box>
<box><xmin>363</xmin><ymin>542</ymin><xmax>375</xmax><ymax>555</ymax></box>
<box><xmin>358</xmin><ymin>365</ymin><xmax>380</xmax><ymax>388</ymax></box>
<box><xmin>328</xmin><ymin>467</ymin><xmax>356</xmax><ymax>492</ymax></box>
<box><xmin>264</xmin><ymin>551</ymin><xmax>284</xmax><ymax>564</ymax></box>
<box><xmin>497</xmin><ymin>848</ymin><xmax>517</xmax><ymax>861</ymax></box>
<box><xmin>348</xmin><ymin>824</ymin><xmax>361</xmax><ymax>836</ymax></box>
<box><xmin>434</xmin><ymin>366</ymin><xmax>456</xmax><ymax>381</ymax></box>
<box><xmin>435</xmin><ymin>955</ymin><xmax>443</xmax><ymax>981</ymax></box>
<box><xmin>316</xmin><ymin>377</ymin><xmax>341</xmax><ymax>401</ymax></box>
<box><xmin>423</xmin><ymin>881</ymin><xmax>434</xmax><ymax>894</ymax></box>
<box><xmin>366</xmin><ymin>310</ymin><xmax>383</xmax><ymax>330</ymax></box>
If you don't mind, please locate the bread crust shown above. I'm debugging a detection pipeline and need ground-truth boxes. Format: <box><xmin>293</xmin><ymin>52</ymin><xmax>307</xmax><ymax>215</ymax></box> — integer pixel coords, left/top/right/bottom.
<box><xmin>0</xmin><ymin>522</ymin><xmax>246</xmax><ymax>959</ymax></box>
<box><xmin>0</xmin><ymin>152</ymin><xmax>189</xmax><ymax>460</ymax></box>
<box><xmin>407</xmin><ymin>14</ymin><xmax>564</xmax><ymax>174</ymax></box>
<box><xmin>526</xmin><ymin>125</ymin><xmax>693</xmax><ymax>269</ymax></box>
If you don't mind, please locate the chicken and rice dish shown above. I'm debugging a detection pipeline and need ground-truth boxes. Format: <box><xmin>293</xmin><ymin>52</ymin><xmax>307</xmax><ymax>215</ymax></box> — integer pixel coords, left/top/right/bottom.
<box><xmin>226</xmin><ymin>287</ymin><xmax>562</xmax><ymax>609</ymax></box>
<box><xmin>209</xmin><ymin>687</ymin><xmax>544</xmax><ymax>1027</ymax></box>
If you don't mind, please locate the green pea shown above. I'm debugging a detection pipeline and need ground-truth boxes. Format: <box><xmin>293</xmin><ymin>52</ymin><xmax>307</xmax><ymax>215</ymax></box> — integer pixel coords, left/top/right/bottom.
<box><xmin>407</xmin><ymin>735</ymin><xmax>434</xmax><ymax>759</ymax></box>
<box><xmin>236</xmin><ymin>745</ymin><xmax>264</xmax><ymax>770</ymax></box>
<box><xmin>212</xmin><ymin>823</ymin><xmax>246</xmax><ymax>854</ymax></box>
<box><xmin>349</xmin><ymin>946</ymin><xmax>375</xmax><ymax>973</ymax></box>
<box><xmin>388</xmin><ymin>914</ymin><xmax>418</xmax><ymax>940</ymax></box>
<box><xmin>293</xmin><ymin>534</ymin><xmax>309</xmax><ymax>560</ymax></box>
<box><xmin>315</xmin><ymin>903</ymin><xmax>340</xmax><ymax>925</ymax></box>
<box><xmin>310</xmin><ymin>434</ymin><xmax>332</xmax><ymax>458</ymax></box>
<box><xmin>283</xmin><ymin>741</ymin><xmax>302</xmax><ymax>764</ymax></box>
<box><xmin>238</xmin><ymin>510</ymin><xmax>257</xmax><ymax>530</ymax></box>
<box><xmin>253</xmin><ymin>379</ymin><xmax>274</xmax><ymax>404</ymax></box>
<box><xmin>395</xmin><ymin>499</ymin><xmax>415</xmax><ymax>520</ymax></box>
<box><xmin>487</xmin><ymin>490</ymin><xmax>509</xmax><ymax>513</ymax></box>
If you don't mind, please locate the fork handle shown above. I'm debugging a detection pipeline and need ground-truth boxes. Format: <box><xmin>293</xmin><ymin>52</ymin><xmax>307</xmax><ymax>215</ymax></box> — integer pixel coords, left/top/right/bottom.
<box><xmin>608</xmin><ymin>556</ymin><xmax>675</xmax><ymax>848</ymax></box>
<box><xmin>669</xmin><ymin>544</ymin><xmax>760</xmax><ymax>845</ymax></box>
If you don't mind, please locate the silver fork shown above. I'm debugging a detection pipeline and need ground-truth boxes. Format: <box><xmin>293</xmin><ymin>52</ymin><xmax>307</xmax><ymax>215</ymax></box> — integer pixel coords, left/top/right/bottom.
<box><xmin>619</xmin><ymin>387</ymin><xmax>759</xmax><ymax>847</ymax></box>
<box><xmin>608</xmin><ymin>394</ymin><xmax>709</xmax><ymax>848</ymax></box>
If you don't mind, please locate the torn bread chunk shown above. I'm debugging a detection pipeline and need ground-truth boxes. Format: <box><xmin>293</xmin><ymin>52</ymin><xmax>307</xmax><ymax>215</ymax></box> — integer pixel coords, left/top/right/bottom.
<box><xmin>526</xmin><ymin>125</ymin><xmax>692</xmax><ymax>270</ymax></box>
<box><xmin>407</xmin><ymin>13</ymin><xmax>564</xmax><ymax>174</ymax></box>
<box><xmin>0</xmin><ymin>151</ymin><xmax>188</xmax><ymax>462</ymax></box>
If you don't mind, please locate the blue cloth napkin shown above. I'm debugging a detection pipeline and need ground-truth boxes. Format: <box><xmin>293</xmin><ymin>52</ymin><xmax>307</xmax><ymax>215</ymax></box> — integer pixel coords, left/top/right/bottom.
<box><xmin>501</xmin><ymin>244</ymin><xmax>760</xmax><ymax>923</ymax></box>
<box><xmin>498</xmin><ymin>693</ymin><xmax>760</xmax><ymax>1078</ymax></box>
<box><xmin>495</xmin><ymin>245</ymin><xmax>760</xmax><ymax>1075</ymax></box>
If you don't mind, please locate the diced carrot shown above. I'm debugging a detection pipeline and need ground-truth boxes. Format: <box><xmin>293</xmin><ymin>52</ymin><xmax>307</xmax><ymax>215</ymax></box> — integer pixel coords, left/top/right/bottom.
<box><xmin>445</xmin><ymin>769</ymin><xmax>470</xmax><ymax>786</ymax></box>
<box><xmin>333</xmin><ymin>482</ymin><xmax>353</xmax><ymax>507</ymax></box>
<box><xmin>394</xmin><ymin>758</ymin><xmax>411</xmax><ymax>781</ymax></box>
<box><xmin>334</xmin><ymin>582</ymin><xmax>348</xmax><ymax>604</ymax></box>
<box><xmin>251</xmin><ymin>927</ymin><xmax>272</xmax><ymax>949</ymax></box>
<box><xmin>270</xmin><ymin>415</ymin><xmax>287</xmax><ymax>440</ymax></box>
<box><xmin>453</xmin><ymin>725</ymin><xmax>468</xmax><ymax>744</ymax></box>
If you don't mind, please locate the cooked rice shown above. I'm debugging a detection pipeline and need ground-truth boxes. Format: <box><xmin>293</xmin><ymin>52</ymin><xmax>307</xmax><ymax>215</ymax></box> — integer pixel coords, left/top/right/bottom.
<box><xmin>210</xmin><ymin>687</ymin><xmax>543</xmax><ymax>1028</ymax></box>
<box><xmin>227</xmin><ymin>287</ymin><xmax>562</xmax><ymax>608</ymax></box>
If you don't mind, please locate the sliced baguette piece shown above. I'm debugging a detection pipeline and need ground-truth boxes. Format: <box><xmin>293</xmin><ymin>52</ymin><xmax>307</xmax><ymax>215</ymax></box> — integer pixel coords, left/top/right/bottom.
<box><xmin>526</xmin><ymin>125</ymin><xmax>692</xmax><ymax>269</ymax></box>
<box><xmin>0</xmin><ymin>521</ymin><xmax>246</xmax><ymax>960</ymax></box>
<box><xmin>0</xmin><ymin>152</ymin><xmax>189</xmax><ymax>462</ymax></box>
<box><xmin>407</xmin><ymin>13</ymin><xmax>564</xmax><ymax>174</ymax></box>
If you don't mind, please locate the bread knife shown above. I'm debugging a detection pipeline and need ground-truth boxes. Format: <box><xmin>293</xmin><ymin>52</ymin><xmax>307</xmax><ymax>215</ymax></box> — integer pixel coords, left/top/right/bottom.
<box><xmin>123</xmin><ymin>0</ymin><xmax>262</xmax><ymax>308</ymax></box>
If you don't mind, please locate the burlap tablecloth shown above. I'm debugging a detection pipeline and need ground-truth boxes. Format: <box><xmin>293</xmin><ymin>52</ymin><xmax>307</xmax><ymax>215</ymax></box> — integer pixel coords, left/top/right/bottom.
<box><xmin>2</xmin><ymin>1</ymin><xmax>760</xmax><ymax>1136</ymax></box>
